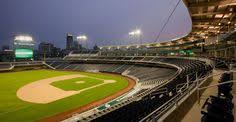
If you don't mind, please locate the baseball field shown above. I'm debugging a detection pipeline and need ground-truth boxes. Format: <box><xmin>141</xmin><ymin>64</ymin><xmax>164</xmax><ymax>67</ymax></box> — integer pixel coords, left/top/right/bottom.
<box><xmin>0</xmin><ymin>69</ymin><xmax>130</xmax><ymax>122</ymax></box>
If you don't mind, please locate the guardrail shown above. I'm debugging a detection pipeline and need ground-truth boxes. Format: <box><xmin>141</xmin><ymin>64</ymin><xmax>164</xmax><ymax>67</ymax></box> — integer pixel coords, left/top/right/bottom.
<box><xmin>140</xmin><ymin>71</ymin><xmax>212</xmax><ymax>122</ymax></box>
<box><xmin>142</xmin><ymin>67</ymin><xmax>236</xmax><ymax>122</ymax></box>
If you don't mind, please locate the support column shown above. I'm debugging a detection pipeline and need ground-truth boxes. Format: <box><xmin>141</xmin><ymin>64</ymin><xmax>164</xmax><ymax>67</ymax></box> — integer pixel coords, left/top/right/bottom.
<box><xmin>235</xmin><ymin>46</ymin><xmax>236</xmax><ymax>59</ymax></box>
<box><xmin>225</xmin><ymin>49</ymin><xmax>227</xmax><ymax>58</ymax></box>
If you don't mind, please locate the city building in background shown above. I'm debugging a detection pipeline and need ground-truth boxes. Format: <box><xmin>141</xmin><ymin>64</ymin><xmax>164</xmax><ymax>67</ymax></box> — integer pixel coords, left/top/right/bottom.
<box><xmin>38</xmin><ymin>42</ymin><xmax>62</xmax><ymax>59</ymax></box>
<box><xmin>38</xmin><ymin>42</ymin><xmax>54</xmax><ymax>59</ymax></box>
<box><xmin>0</xmin><ymin>45</ymin><xmax>13</xmax><ymax>62</ymax></box>
<box><xmin>1</xmin><ymin>45</ymin><xmax>9</xmax><ymax>51</ymax></box>
<box><xmin>66</xmin><ymin>33</ymin><xmax>74</xmax><ymax>50</ymax></box>
<box><xmin>73</xmin><ymin>41</ymin><xmax>82</xmax><ymax>50</ymax></box>
<box><xmin>65</xmin><ymin>33</ymin><xmax>83</xmax><ymax>55</ymax></box>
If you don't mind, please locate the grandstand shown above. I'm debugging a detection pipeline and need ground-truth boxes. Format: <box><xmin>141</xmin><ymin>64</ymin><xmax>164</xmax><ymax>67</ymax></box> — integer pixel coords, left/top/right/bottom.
<box><xmin>0</xmin><ymin>0</ymin><xmax>235</xmax><ymax>122</ymax></box>
<box><xmin>49</xmin><ymin>54</ymin><xmax>212</xmax><ymax>121</ymax></box>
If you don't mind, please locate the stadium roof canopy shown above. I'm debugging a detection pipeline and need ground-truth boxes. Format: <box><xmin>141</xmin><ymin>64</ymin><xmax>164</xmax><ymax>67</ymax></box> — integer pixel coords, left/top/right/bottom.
<box><xmin>183</xmin><ymin>0</ymin><xmax>235</xmax><ymax>39</ymax></box>
<box><xmin>100</xmin><ymin>0</ymin><xmax>236</xmax><ymax>49</ymax></box>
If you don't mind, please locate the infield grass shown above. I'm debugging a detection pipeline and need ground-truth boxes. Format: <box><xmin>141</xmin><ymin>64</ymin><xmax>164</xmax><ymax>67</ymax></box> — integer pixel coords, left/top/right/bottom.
<box><xmin>0</xmin><ymin>69</ymin><xmax>128</xmax><ymax>122</ymax></box>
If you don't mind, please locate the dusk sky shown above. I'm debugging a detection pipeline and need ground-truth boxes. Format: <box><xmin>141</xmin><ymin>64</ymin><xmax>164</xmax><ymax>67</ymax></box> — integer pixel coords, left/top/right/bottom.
<box><xmin>0</xmin><ymin>0</ymin><xmax>191</xmax><ymax>49</ymax></box>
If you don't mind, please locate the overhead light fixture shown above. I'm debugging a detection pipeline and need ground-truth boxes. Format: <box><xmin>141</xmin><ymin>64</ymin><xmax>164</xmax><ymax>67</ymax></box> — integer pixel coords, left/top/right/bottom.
<box><xmin>215</xmin><ymin>14</ymin><xmax>223</xmax><ymax>18</ymax></box>
<box><xmin>14</xmin><ymin>35</ymin><xmax>33</xmax><ymax>42</ymax></box>
<box><xmin>77</xmin><ymin>35</ymin><xmax>87</xmax><ymax>40</ymax></box>
<box><xmin>200</xmin><ymin>33</ymin><xmax>205</xmax><ymax>36</ymax></box>
<box><xmin>223</xmin><ymin>14</ymin><xmax>230</xmax><ymax>18</ymax></box>
<box><xmin>129</xmin><ymin>29</ymin><xmax>142</xmax><ymax>36</ymax></box>
<box><xmin>209</xmin><ymin>26</ymin><xmax>214</xmax><ymax>29</ymax></box>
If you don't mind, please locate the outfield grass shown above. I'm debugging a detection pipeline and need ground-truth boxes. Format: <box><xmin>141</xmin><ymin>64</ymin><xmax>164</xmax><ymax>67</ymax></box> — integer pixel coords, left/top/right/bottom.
<box><xmin>0</xmin><ymin>69</ymin><xmax>128</xmax><ymax>122</ymax></box>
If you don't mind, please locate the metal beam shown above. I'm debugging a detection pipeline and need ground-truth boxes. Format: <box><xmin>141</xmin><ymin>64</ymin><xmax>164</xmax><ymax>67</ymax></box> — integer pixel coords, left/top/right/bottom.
<box><xmin>192</xmin><ymin>18</ymin><xmax>236</xmax><ymax>24</ymax></box>
<box><xmin>191</xmin><ymin>11</ymin><xmax>234</xmax><ymax>17</ymax></box>
<box><xmin>188</xmin><ymin>0</ymin><xmax>235</xmax><ymax>8</ymax></box>
<box><xmin>193</xmin><ymin>24</ymin><xmax>221</xmax><ymax>27</ymax></box>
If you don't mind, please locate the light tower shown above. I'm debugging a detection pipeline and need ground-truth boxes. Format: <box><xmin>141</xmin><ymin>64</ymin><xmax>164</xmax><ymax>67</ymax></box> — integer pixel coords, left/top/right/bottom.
<box><xmin>129</xmin><ymin>29</ymin><xmax>142</xmax><ymax>45</ymax></box>
<box><xmin>76</xmin><ymin>35</ymin><xmax>88</xmax><ymax>50</ymax></box>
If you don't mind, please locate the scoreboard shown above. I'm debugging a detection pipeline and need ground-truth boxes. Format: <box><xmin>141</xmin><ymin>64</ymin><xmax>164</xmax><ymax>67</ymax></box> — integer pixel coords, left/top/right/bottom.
<box><xmin>15</xmin><ymin>48</ymin><xmax>33</xmax><ymax>59</ymax></box>
<box><xmin>13</xmin><ymin>35</ymin><xmax>34</xmax><ymax>60</ymax></box>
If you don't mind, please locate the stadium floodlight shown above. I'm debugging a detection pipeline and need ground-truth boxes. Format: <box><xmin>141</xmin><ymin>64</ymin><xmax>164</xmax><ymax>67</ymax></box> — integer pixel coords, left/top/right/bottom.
<box><xmin>129</xmin><ymin>29</ymin><xmax>142</xmax><ymax>36</ymax></box>
<box><xmin>135</xmin><ymin>29</ymin><xmax>141</xmax><ymax>35</ymax></box>
<box><xmin>129</xmin><ymin>29</ymin><xmax>142</xmax><ymax>45</ymax></box>
<box><xmin>77</xmin><ymin>34</ymin><xmax>88</xmax><ymax>49</ymax></box>
<box><xmin>14</xmin><ymin>35</ymin><xmax>33</xmax><ymax>42</ymax></box>
<box><xmin>76</xmin><ymin>35</ymin><xmax>87</xmax><ymax>40</ymax></box>
<box><xmin>129</xmin><ymin>31</ymin><xmax>135</xmax><ymax>36</ymax></box>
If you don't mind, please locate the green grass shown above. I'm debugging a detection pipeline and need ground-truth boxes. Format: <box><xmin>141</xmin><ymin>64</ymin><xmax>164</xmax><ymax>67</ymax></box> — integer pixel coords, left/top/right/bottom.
<box><xmin>0</xmin><ymin>69</ymin><xmax>128</xmax><ymax>122</ymax></box>
<box><xmin>51</xmin><ymin>77</ymin><xmax>104</xmax><ymax>91</ymax></box>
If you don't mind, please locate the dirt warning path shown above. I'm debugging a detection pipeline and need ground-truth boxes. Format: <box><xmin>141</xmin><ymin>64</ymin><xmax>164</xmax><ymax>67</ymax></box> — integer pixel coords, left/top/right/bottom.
<box><xmin>40</xmin><ymin>74</ymin><xmax>136</xmax><ymax>122</ymax></box>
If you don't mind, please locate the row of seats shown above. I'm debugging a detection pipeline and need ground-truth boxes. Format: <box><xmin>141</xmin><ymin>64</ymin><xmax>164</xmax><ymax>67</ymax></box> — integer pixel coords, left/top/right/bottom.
<box><xmin>201</xmin><ymin>72</ymin><xmax>234</xmax><ymax>122</ymax></box>
<box><xmin>0</xmin><ymin>61</ymin><xmax>45</xmax><ymax>71</ymax></box>
<box><xmin>210</xmin><ymin>57</ymin><xmax>236</xmax><ymax>69</ymax></box>
<box><xmin>64</xmin><ymin>56</ymin><xmax>158</xmax><ymax>62</ymax></box>
<box><xmin>0</xmin><ymin>63</ymin><xmax>12</xmax><ymax>70</ymax></box>
<box><xmin>48</xmin><ymin>61</ymin><xmax>176</xmax><ymax>88</ymax></box>
<box><xmin>201</xmin><ymin>96</ymin><xmax>234</xmax><ymax>122</ymax></box>
<box><xmin>127</xmin><ymin>66</ymin><xmax>176</xmax><ymax>86</ymax></box>
<box><xmin>55</xmin><ymin>57</ymin><xmax>211</xmax><ymax>121</ymax></box>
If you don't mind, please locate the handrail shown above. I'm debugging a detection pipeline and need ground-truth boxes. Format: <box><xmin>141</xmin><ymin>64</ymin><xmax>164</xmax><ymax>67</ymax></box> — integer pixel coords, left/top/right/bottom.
<box><xmin>139</xmin><ymin>71</ymin><xmax>211</xmax><ymax>122</ymax></box>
